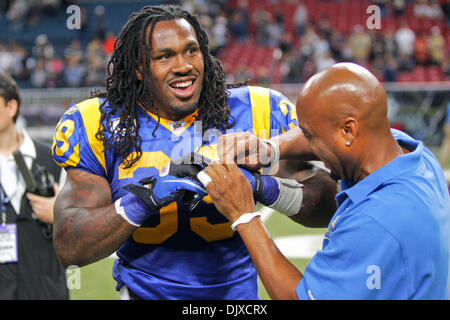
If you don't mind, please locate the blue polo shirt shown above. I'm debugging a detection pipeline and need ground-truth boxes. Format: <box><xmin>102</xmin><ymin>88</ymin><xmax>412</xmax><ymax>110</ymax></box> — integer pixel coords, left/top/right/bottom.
<box><xmin>296</xmin><ymin>129</ymin><xmax>450</xmax><ymax>300</ymax></box>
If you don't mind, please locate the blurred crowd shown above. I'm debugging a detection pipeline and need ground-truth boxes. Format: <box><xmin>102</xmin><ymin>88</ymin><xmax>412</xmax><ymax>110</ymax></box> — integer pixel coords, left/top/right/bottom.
<box><xmin>277</xmin><ymin>0</ymin><xmax>449</xmax><ymax>83</ymax></box>
<box><xmin>0</xmin><ymin>0</ymin><xmax>448</xmax><ymax>88</ymax></box>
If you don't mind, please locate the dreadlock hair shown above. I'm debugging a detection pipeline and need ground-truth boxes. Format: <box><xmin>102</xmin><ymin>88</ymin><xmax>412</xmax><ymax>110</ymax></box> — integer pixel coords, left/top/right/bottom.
<box><xmin>94</xmin><ymin>5</ymin><xmax>237</xmax><ymax>169</ymax></box>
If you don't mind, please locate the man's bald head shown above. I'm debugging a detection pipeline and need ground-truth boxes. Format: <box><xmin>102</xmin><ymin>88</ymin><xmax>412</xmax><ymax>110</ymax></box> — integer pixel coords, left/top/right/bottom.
<box><xmin>295</xmin><ymin>63</ymin><xmax>395</xmax><ymax>181</ymax></box>
<box><xmin>298</xmin><ymin>63</ymin><xmax>388</xmax><ymax>130</ymax></box>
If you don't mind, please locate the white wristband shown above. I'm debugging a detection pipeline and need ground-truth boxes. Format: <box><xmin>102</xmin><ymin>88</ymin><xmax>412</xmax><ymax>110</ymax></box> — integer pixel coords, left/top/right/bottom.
<box><xmin>261</xmin><ymin>139</ymin><xmax>280</xmax><ymax>175</ymax></box>
<box><xmin>231</xmin><ymin>212</ymin><xmax>261</xmax><ymax>231</ymax></box>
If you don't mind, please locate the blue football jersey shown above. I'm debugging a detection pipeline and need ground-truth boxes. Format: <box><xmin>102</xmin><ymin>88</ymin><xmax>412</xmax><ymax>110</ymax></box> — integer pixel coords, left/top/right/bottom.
<box><xmin>52</xmin><ymin>85</ymin><xmax>298</xmax><ymax>299</ymax></box>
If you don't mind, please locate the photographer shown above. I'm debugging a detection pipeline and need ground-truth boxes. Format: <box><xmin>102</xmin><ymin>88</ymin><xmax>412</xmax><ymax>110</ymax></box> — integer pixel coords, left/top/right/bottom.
<box><xmin>0</xmin><ymin>72</ymin><xmax>68</xmax><ymax>300</ymax></box>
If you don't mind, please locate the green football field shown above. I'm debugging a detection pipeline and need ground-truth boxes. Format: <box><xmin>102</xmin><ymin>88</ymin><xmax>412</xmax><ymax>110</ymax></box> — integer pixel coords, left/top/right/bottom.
<box><xmin>68</xmin><ymin>209</ymin><xmax>327</xmax><ymax>300</ymax></box>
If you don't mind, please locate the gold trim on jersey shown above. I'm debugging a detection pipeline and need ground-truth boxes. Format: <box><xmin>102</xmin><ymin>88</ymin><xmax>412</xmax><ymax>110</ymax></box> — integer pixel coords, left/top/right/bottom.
<box><xmin>76</xmin><ymin>98</ymin><xmax>107</xmax><ymax>175</ymax></box>
<box><xmin>139</xmin><ymin>103</ymin><xmax>199</xmax><ymax>136</ymax></box>
<box><xmin>248</xmin><ymin>86</ymin><xmax>271</xmax><ymax>139</ymax></box>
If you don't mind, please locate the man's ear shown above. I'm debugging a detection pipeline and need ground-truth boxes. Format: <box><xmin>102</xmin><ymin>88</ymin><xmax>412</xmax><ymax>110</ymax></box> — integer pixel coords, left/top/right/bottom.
<box><xmin>341</xmin><ymin>117</ymin><xmax>358</xmax><ymax>145</ymax></box>
<box><xmin>6</xmin><ymin>99</ymin><xmax>19</xmax><ymax>121</ymax></box>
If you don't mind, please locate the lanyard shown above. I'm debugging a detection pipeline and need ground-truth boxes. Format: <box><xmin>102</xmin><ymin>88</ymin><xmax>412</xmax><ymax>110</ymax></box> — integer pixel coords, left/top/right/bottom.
<box><xmin>0</xmin><ymin>183</ymin><xmax>9</xmax><ymax>227</ymax></box>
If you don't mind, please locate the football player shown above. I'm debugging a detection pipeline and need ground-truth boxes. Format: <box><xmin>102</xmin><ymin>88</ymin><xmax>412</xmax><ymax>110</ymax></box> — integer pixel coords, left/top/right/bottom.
<box><xmin>52</xmin><ymin>5</ymin><xmax>337</xmax><ymax>299</ymax></box>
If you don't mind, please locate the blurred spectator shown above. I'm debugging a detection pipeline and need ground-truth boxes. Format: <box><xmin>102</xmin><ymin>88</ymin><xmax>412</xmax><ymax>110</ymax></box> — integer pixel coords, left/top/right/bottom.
<box><xmin>443</xmin><ymin>56</ymin><xmax>450</xmax><ymax>79</ymax></box>
<box><xmin>414</xmin><ymin>31</ymin><xmax>429</xmax><ymax>65</ymax></box>
<box><xmin>281</xmin><ymin>50</ymin><xmax>304</xmax><ymax>83</ymax></box>
<box><xmin>228</xmin><ymin>0</ymin><xmax>249</xmax><ymax>41</ymax></box>
<box><xmin>253</xmin><ymin>7</ymin><xmax>272</xmax><ymax>45</ymax></box>
<box><xmin>94</xmin><ymin>5</ymin><xmax>107</xmax><ymax>40</ymax></box>
<box><xmin>45</xmin><ymin>56</ymin><xmax>64</xmax><ymax>88</ymax></box>
<box><xmin>279</xmin><ymin>32</ymin><xmax>294</xmax><ymax>56</ymax></box>
<box><xmin>392</xmin><ymin>0</ymin><xmax>406</xmax><ymax>16</ymax></box>
<box><xmin>30</xmin><ymin>58</ymin><xmax>47</xmax><ymax>88</ymax></box>
<box><xmin>255</xmin><ymin>66</ymin><xmax>271</xmax><ymax>86</ymax></box>
<box><xmin>42</xmin><ymin>0</ymin><xmax>60</xmax><ymax>16</ymax></box>
<box><xmin>397</xmin><ymin>52</ymin><xmax>415</xmax><ymax>72</ymax></box>
<box><xmin>234</xmin><ymin>63</ymin><xmax>251</xmax><ymax>83</ymax></box>
<box><xmin>395</xmin><ymin>20</ymin><xmax>415</xmax><ymax>56</ymax></box>
<box><xmin>211</xmin><ymin>14</ymin><xmax>228</xmax><ymax>56</ymax></box>
<box><xmin>370</xmin><ymin>33</ymin><xmax>386</xmax><ymax>61</ymax></box>
<box><xmin>266</xmin><ymin>14</ymin><xmax>283</xmax><ymax>47</ymax></box>
<box><xmin>427</xmin><ymin>26</ymin><xmax>445</xmax><ymax>65</ymax></box>
<box><xmin>293</xmin><ymin>0</ymin><xmax>308</xmax><ymax>37</ymax></box>
<box><xmin>63</xmin><ymin>56</ymin><xmax>85</xmax><ymax>87</ymax></box>
<box><xmin>349</xmin><ymin>25</ymin><xmax>371</xmax><ymax>63</ymax></box>
<box><xmin>0</xmin><ymin>0</ymin><xmax>448</xmax><ymax>88</ymax></box>
<box><xmin>313</xmin><ymin>32</ymin><xmax>331</xmax><ymax>64</ymax></box>
<box><xmin>64</xmin><ymin>39</ymin><xmax>83</xmax><ymax>62</ymax></box>
<box><xmin>6</xmin><ymin>0</ymin><xmax>28</xmax><ymax>25</ymax></box>
<box><xmin>383</xmin><ymin>27</ymin><xmax>397</xmax><ymax>55</ymax></box>
<box><xmin>228</xmin><ymin>10</ymin><xmax>249</xmax><ymax>41</ymax></box>
<box><xmin>315</xmin><ymin>51</ymin><xmax>336</xmax><ymax>72</ymax></box>
<box><xmin>317</xmin><ymin>16</ymin><xmax>332</xmax><ymax>41</ymax></box>
<box><xmin>374</xmin><ymin>0</ymin><xmax>388</xmax><ymax>17</ymax></box>
<box><xmin>371</xmin><ymin>56</ymin><xmax>385</xmax><ymax>81</ymax></box>
<box><xmin>328</xmin><ymin>30</ymin><xmax>346</xmax><ymax>61</ymax></box>
<box><xmin>383</xmin><ymin>54</ymin><xmax>399</xmax><ymax>82</ymax></box>
<box><xmin>300</xmin><ymin>23</ymin><xmax>318</xmax><ymax>60</ymax></box>
<box><xmin>414</xmin><ymin>0</ymin><xmax>443</xmax><ymax>20</ymax></box>
<box><xmin>32</xmin><ymin>34</ymin><xmax>54</xmax><ymax>60</ymax></box>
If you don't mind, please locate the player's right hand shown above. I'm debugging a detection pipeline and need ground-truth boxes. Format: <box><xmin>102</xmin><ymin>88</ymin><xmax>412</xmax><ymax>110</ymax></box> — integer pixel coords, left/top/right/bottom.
<box><xmin>116</xmin><ymin>172</ymin><xmax>207</xmax><ymax>227</ymax></box>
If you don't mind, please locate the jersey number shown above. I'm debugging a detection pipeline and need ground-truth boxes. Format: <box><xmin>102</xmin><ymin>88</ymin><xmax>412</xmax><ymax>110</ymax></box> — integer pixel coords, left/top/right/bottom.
<box><xmin>119</xmin><ymin>151</ymin><xmax>234</xmax><ymax>244</ymax></box>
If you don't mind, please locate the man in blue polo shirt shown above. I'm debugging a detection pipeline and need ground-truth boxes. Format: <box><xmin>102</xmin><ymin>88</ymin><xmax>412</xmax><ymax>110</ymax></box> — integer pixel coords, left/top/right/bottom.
<box><xmin>201</xmin><ymin>63</ymin><xmax>450</xmax><ymax>299</ymax></box>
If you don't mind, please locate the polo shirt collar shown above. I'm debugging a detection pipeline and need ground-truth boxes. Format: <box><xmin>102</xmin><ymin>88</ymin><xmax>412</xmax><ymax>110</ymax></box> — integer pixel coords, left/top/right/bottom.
<box><xmin>338</xmin><ymin>137</ymin><xmax>423</xmax><ymax>206</ymax></box>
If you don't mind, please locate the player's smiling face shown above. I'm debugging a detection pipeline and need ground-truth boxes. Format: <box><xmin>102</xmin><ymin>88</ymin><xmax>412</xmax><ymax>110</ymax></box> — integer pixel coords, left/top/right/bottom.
<box><xmin>146</xmin><ymin>18</ymin><xmax>204</xmax><ymax>120</ymax></box>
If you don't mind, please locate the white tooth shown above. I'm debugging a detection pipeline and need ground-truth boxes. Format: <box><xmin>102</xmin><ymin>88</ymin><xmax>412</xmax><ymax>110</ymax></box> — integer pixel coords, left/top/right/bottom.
<box><xmin>174</xmin><ymin>81</ymin><xmax>192</xmax><ymax>88</ymax></box>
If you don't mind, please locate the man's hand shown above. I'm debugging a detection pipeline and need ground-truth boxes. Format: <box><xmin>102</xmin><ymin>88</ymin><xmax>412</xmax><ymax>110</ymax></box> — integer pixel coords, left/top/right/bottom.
<box><xmin>168</xmin><ymin>152</ymin><xmax>278</xmax><ymax>207</ymax></box>
<box><xmin>217</xmin><ymin>128</ymin><xmax>316</xmax><ymax>173</ymax></box>
<box><xmin>202</xmin><ymin>160</ymin><xmax>256</xmax><ymax>224</ymax></box>
<box><xmin>26</xmin><ymin>183</ymin><xmax>60</xmax><ymax>224</ymax></box>
<box><xmin>217</xmin><ymin>132</ymin><xmax>274</xmax><ymax>171</ymax></box>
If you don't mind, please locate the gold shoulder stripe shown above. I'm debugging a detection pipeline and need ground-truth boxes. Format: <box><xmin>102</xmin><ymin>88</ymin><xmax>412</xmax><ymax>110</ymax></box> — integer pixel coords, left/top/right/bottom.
<box><xmin>77</xmin><ymin>98</ymin><xmax>107</xmax><ymax>176</ymax></box>
<box><xmin>248</xmin><ymin>86</ymin><xmax>271</xmax><ymax>139</ymax></box>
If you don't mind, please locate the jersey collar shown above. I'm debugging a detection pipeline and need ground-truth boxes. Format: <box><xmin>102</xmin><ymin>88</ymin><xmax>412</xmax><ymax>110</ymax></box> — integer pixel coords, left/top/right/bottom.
<box><xmin>139</xmin><ymin>104</ymin><xmax>198</xmax><ymax>136</ymax></box>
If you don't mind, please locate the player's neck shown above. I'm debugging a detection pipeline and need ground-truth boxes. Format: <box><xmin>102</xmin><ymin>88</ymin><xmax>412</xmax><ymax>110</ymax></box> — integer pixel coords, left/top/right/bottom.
<box><xmin>0</xmin><ymin>124</ymin><xmax>23</xmax><ymax>157</ymax></box>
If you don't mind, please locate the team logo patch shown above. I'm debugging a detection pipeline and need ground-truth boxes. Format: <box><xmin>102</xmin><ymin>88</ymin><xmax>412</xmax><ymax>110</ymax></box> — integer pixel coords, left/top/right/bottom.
<box><xmin>168</xmin><ymin>120</ymin><xmax>186</xmax><ymax>134</ymax></box>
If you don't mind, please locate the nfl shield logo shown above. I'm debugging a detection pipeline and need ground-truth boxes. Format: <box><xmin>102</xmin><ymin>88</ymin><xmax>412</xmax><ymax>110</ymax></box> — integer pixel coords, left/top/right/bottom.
<box><xmin>169</xmin><ymin>120</ymin><xmax>186</xmax><ymax>134</ymax></box>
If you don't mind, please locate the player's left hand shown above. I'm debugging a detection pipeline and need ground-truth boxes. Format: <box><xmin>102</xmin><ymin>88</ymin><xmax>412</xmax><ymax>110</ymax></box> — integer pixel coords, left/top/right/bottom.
<box><xmin>122</xmin><ymin>172</ymin><xmax>207</xmax><ymax>210</ymax></box>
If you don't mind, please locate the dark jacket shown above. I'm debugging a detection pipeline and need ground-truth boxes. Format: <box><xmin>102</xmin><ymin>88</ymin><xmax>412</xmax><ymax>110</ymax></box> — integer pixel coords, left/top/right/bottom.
<box><xmin>0</xmin><ymin>139</ymin><xmax>68</xmax><ymax>300</ymax></box>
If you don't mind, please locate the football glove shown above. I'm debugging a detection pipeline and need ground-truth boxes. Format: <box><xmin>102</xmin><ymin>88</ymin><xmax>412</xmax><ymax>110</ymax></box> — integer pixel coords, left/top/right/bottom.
<box><xmin>166</xmin><ymin>152</ymin><xmax>279</xmax><ymax>209</ymax></box>
<box><xmin>117</xmin><ymin>171</ymin><xmax>207</xmax><ymax>226</ymax></box>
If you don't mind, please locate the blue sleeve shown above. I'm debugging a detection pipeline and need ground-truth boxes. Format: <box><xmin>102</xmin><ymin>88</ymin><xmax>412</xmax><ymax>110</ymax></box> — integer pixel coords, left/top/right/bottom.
<box><xmin>52</xmin><ymin>98</ymin><xmax>108</xmax><ymax>179</ymax></box>
<box><xmin>269</xmin><ymin>89</ymin><xmax>298</xmax><ymax>136</ymax></box>
<box><xmin>296</xmin><ymin>213</ymin><xmax>409</xmax><ymax>300</ymax></box>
